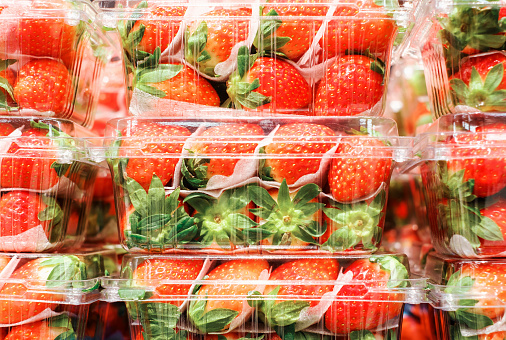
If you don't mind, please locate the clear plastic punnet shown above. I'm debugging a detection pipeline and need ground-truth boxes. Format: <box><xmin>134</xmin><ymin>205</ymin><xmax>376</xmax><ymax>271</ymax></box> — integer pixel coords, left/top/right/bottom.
<box><xmin>417</xmin><ymin>0</ymin><xmax>506</xmax><ymax>120</ymax></box>
<box><xmin>103</xmin><ymin>116</ymin><xmax>412</xmax><ymax>254</ymax></box>
<box><xmin>426</xmin><ymin>253</ymin><xmax>506</xmax><ymax>340</ymax></box>
<box><xmin>0</xmin><ymin>118</ymin><xmax>100</xmax><ymax>252</ymax></box>
<box><xmin>0</xmin><ymin>0</ymin><xmax>117</xmax><ymax>128</ymax></box>
<box><xmin>100</xmin><ymin>253</ymin><xmax>426</xmax><ymax>340</ymax></box>
<box><xmin>94</xmin><ymin>0</ymin><xmax>414</xmax><ymax>117</ymax></box>
<box><xmin>0</xmin><ymin>251</ymin><xmax>107</xmax><ymax>338</ymax></box>
<box><xmin>414</xmin><ymin>112</ymin><xmax>506</xmax><ymax>258</ymax></box>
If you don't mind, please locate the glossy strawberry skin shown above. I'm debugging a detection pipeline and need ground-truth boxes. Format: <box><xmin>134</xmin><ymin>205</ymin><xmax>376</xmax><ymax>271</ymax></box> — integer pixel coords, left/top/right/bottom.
<box><xmin>4</xmin><ymin>319</ymin><xmax>68</xmax><ymax>340</ymax></box>
<box><xmin>0</xmin><ymin>191</ymin><xmax>48</xmax><ymax>237</ymax></box>
<box><xmin>149</xmin><ymin>63</ymin><xmax>220</xmax><ymax>106</ymax></box>
<box><xmin>265</xmin><ymin>258</ymin><xmax>339</xmax><ymax>307</ymax></box>
<box><xmin>325</xmin><ymin>258</ymin><xmax>403</xmax><ymax>333</ymax></box>
<box><xmin>120</xmin><ymin>122</ymin><xmax>192</xmax><ymax>191</ymax></box>
<box><xmin>319</xmin><ymin>0</ymin><xmax>396</xmax><ymax>59</ymax></box>
<box><xmin>328</xmin><ymin>136</ymin><xmax>392</xmax><ymax>203</ymax></box>
<box><xmin>0</xmin><ymin>122</ymin><xmax>15</xmax><ymax>136</ymax></box>
<box><xmin>1</xmin><ymin>128</ymin><xmax>61</xmax><ymax>191</ymax></box>
<box><xmin>479</xmin><ymin>199</ymin><xmax>506</xmax><ymax>254</ymax></box>
<box><xmin>13</xmin><ymin>59</ymin><xmax>72</xmax><ymax>116</ymax></box>
<box><xmin>191</xmin><ymin>123</ymin><xmax>264</xmax><ymax>179</ymax></box>
<box><xmin>261</xmin><ymin>0</ymin><xmax>328</xmax><ymax>61</ymax></box>
<box><xmin>131</xmin><ymin>6</ymin><xmax>186</xmax><ymax>55</ymax></box>
<box><xmin>133</xmin><ymin>258</ymin><xmax>205</xmax><ymax>306</ymax></box>
<box><xmin>451</xmin><ymin>54</ymin><xmax>506</xmax><ymax>90</ymax></box>
<box><xmin>446</xmin><ymin>123</ymin><xmax>506</xmax><ymax>198</ymax></box>
<box><xmin>263</xmin><ymin>123</ymin><xmax>336</xmax><ymax>185</ymax></box>
<box><xmin>315</xmin><ymin>55</ymin><xmax>384</xmax><ymax>116</ymax></box>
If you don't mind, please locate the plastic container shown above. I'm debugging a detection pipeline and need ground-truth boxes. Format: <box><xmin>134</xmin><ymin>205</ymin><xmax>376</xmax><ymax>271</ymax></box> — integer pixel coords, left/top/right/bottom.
<box><xmin>100</xmin><ymin>253</ymin><xmax>426</xmax><ymax>340</ymax></box>
<box><xmin>0</xmin><ymin>118</ymin><xmax>100</xmax><ymax>252</ymax></box>
<box><xmin>414</xmin><ymin>112</ymin><xmax>506</xmax><ymax>258</ymax></box>
<box><xmin>425</xmin><ymin>254</ymin><xmax>506</xmax><ymax>340</ymax></box>
<box><xmin>94</xmin><ymin>1</ymin><xmax>413</xmax><ymax>117</ymax></box>
<box><xmin>0</xmin><ymin>0</ymin><xmax>116</xmax><ymax>128</ymax></box>
<box><xmin>103</xmin><ymin>116</ymin><xmax>411</xmax><ymax>254</ymax></box>
<box><xmin>0</xmin><ymin>252</ymin><xmax>106</xmax><ymax>338</ymax></box>
<box><xmin>417</xmin><ymin>0</ymin><xmax>506</xmax><ymax>119</ymax></box>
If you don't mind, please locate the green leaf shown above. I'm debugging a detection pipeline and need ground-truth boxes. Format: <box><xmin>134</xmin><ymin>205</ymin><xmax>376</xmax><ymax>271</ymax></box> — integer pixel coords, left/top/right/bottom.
<box><xmin>191</xmin><ymin>307</ymin><xmax>239</xmax><ymax>333</ymax></box>
<box><xmin>322</xmin><ymin>226</ymin><xmax>359</xmax><ymax>251</ymax></box>
<box><xmin>469</xmin><ymin>67</ymin><xmax>484</xmax><ymax>92</ymax></box>
<box><xmin>137</xmin><ymin>84</ymin><xmax>167</xmax><ymax>98</ymax></box>
<box><xmin>483</xmin><ymin>63</ymin><xmax>504</xmax><ymax>92</ymax></box>
<box><xmin>0</xmin><ymin>59</ymin><xmax>16</xmax><ymax>73</ymax></box>
<box><xmin>128</xmin><ymin>24</ymin><xmax>146</xmax><ymax>48</ymax></box>
<box><xmin>249</xmin><ymin>185</ymin><xmax>278</xmax><ymax>210</ymax></box>
<box><xmin>370</xmin><ymin>255</ymin><xmax>409</xmax><ymax>288</ymax></box>
<box><xmin>292</xmin><ymin>184</ymin><xmax>321</xmax><ymax>209</ymax></box>
<box><xmin>126</xmin><ymin>178</ymin><xmax>149</xmax><ymax>216</ymax></box>
<box><xmin>277</xmin><ymin>180</ymin><xmax>292</xmax><ymax>213</ymax></box>
<box><xmin>38</xmin><ymin>196</ymin><xmax>63</xmax><ymax>224</ymax></box>
<box><xmin>147</xmin><ymin>175</ymin><xmax>166</xmax><ymax>216</ymax></box>
<box><xmin>237</xmin><ymin>46</ymin><xmax>255</xmax><ymax>79</ymax></box>
<box><xmin>350</xmin><ymin>330</ymin><xmax>376</xmax><ymax>340</ymax></box>
<box><xmin>197</xmin><ymin>50</ymin><xmax>212</xmax><ymax>63</ymax></box>
<box><xmin>454</xmin><ymin>309</ymin><xmax>494</xmax><ymax>330</ymax></box>
<box><xmin>267</xmin><ymin>300</ymin><xmax>309</xmax><ymax>327</ymax></box>
<box><xmin>139</xmin><ymin>302</ymin><xmax>181</xmax><ymax>339</ymax></box>
<box><xmin>118</xmin><ymin>288</ymin><xmax>147</xmax><ymax>300</ymax></box>
<box><xmin>0</xmin><ymin>77</ymin><xmax>15</xmax><ymax>99</ymax></box>
<box><xmin>138</xmin><ymin>64</ymin><xmax>183</xmax><ymax>85</ymax></box>
<box><xmin>187</xmin><ymin>21</ymin><xmax>208</xmax><ymax>59</ymax></box>
<box><xmin>473</xmin><ymin>216</ymin><xmax>504</xmax><ymax>241</ymax></box>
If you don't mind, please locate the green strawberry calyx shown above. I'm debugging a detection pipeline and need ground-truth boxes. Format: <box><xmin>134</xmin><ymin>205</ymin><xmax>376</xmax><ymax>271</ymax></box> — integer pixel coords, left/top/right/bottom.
<box><xmin>38</xmin><ymin>195</ymin><xmax>64</xmax><ymax>229</ymax></box>
<box><xmin>133</xmin><ymin>47</ymin><xmax>184</xmax><ymax>98</ymax></box>
<box><xmin>225</xmin><ymin>46</ymin><xmax>272</xmax><ymax>110</ymax></box>
<box><xmin>450</xmin><ymin>63</ymin><xmax>506</xmax><ymax>111</ymax></box>
<box><xmin>139</xmin><ymin>302</ymin><xmax>183</xmax><ymax>340</ymax></box>
<box><xmin>253</xmin><ymin>9</ymin><xmax>291</xmax><ymax>58</ymax></box>
<box><xmin>349</xmin><ymin>330</ymin><xmax>377</xmax><ymax>340</ymax></box>
<box><xmin>188</xmin><ymin>293</ymin><xmax>240</xmax><ymax>333</ymax></box>
<box><xmin>248</xmin><ymin>180</ymin><xmax>325</xmax><ymax>247</ymax></box>
<box><xmin>0</xmin><ymin>59</ymin><xmax>18</xmax><ymax>111</ymax></box>
<box><xmin>184</xmin><ymin>186</ymin><xmax>271</xmax><ymax>249</ymax></box>
<box><xmin>47</xmin><ymin>314</ymin><xmax>76</xmax><ymax>340</ymax></box>
<box><xmin>180</xmin><ymin>150</ymin><xmax>211</xmax><ymax>190</ymax></box>
<box><xmin>39</xmin><ymin>255</ymin><xmax>88</xmax><ymax>289</ymax></box>
<box><xmin>117</xmin><ymin>0</ymin><xmax>151</xmax><ymax>65</ymax></box>
<box><xmin>124</xmin><ymin>175</ymin><xmax>198</xmax><ymax>250</ymax></box>
<box><xmin>184</xmin><ymin>20</ymin><xmax>219</xmax><ymax>77</ymax></box>
<box><xmin>369</xmin><ymin>255</ymin><xmax>409</xmax><ymax>288</ymax></box>
<box><xmin>322</xmin><ymin>189</ymin><xmax>386</xmax><ymax>252</ymax></box>
<box><xmin>247</xmin><ymin>287</ymin><xmax>310</xmax><ymax>340</ymax></box>
<box><xmin>445</xmin><ymin>270</ymin><xmax>494</xmax><ymax>330</ymax></box>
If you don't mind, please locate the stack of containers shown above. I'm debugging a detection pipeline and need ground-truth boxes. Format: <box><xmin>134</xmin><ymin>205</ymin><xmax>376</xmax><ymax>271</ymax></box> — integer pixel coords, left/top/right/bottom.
<box><xmin>414</xmin><ymin>0</ymin><xmax>506</xmax><ymax>338</ymax></box>
<box><xmin>94</xmin><ymin>1</ymin><xmax>427</xmax><ymax>340</ymax></box>
<box><xmin>0</xmin><ymin>0</ymin><xmax>117</xmax><ymax>338</ymax></box>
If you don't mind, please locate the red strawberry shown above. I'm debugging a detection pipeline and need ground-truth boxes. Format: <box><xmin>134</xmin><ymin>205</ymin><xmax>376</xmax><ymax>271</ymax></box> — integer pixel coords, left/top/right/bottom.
<box><xmin>0</xmin><ymin>122</ymin><xmax>15</xmax><ymax>136</ymax></box>
<box><xmin>254</xmin><ymin>259</ymin><xmax>338</xmax><ymax>339</ymax></box>
<box><xmin>13</xmin><ymin>59</ymin><xmax>72</xmax><ymax>116</ymax></box>
<box><xmin>185</xmin><ymin>8</ymin><xmax>251</xmax><ymax>77</ymax></box>
<box><xmin>0</xmin><ymin>59</ymin><xmax>16</xmax><ymax>106</ymax></box>
<box><xmin>119</xmin><ymin>122</ymin><xmax>191</xmax><ymax>191</ymax></box>
<box><xmin>0</xmin><ymin>191</ymin><xmax>62</xmax><ymax>238</ymax></box>
<box><xmin>319</xmin><ymin>0</ymin><xmax>397</xmax><ymax>59</ymax></box>
<box><xmin>325</xmin><ymin>256</ymin><xmax>408</xmax><ymax>334</ymax></box>
<box><xmin>449</xmin><ymin>53</ymin><xmax>506</xmax><ymax>111</ymax></box>
<box><xmin>134</xmin><ymin>62</ymin><xmax>220</xmax><ymax>107</ymax></box>
<box><xmin>328</xmin><ymin>133</ymin><xmax>392</xmax><ymax>203</ymax></box>
<box><xmin>0</xmin><ymin>256</ymin><xmax>88</xmax><ymax>324</ymax></box>
<box><xmin>1</xmin><ymin>122</ymin><xmax>73</xmax><ymax>191</ymax></box>
<box><xmin>181</xmin><ymin>123</ymin><xmax>264</xmax><ymax>189</ymax></box>
<box><xmin>255</xmin><ymin>1</ymin><xmax>329</xmax><ymax>61</ymax></box>
<box><xmin>189</xmin><ymin>259</ymin><xmax>270</xmax><ymax>333</ymax></box>
<box><xmin>4</xmin><ymin>315</ymin><xmax>74</xmax><ymax>340</ymax></box>
<box><xmin>314</xmin><ymin>55</ymin><xmax>385</xmax><ymax>116</ymax></box>
<box><xmin>17</xmin><ymin>1</ymin><xmax>78</xmax><ymax>58</ymax></box>
<box><xmin>226</xmin><ymin>48</ymin><xmax>311</xmax><ymax>114</ymax></box>
<box><xmin>443</xmin><ymin>262</ymin><xmax>506</xmax><ymax>328</ymax></box>
<box><xmin>132</xmin><ymin>258</ymin><xmax>205</xmax><ymax>306</ymax></box>
<box><xmin>0</xmin><ymin>255</ymin><xmax>10</xmax><ymax>272</ymax></box>
<box><xmin>479</xmin><ymin>199</ymin><xmax>506</xmax><ymax>254</ymax></box>
<box><xmin>129</xmin><ymin>4</ymin><xmax>186</xmax><ymax>56</ymax></box>
<box><xmin>445</xmin><ymin>123</ymin><xmax>506</xmax><ymax>198</ymax></box>
<box><xmin>262</xmin><ymin>123</ymin><xmax>336</xmax><ymax>185</ymax></box>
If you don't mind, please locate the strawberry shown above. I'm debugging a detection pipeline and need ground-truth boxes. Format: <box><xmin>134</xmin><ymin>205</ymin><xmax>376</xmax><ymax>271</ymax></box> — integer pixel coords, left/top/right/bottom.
<box><xmin>226</xmin><ymin>47</ymin><xmax>311</xmax><ymax>114</ymax></box>
<box><xmin>252</xmin><ymin>259</ymin><xmax>338</xmax><ymax>339</ymax></box>
<box><xmin>189</xmin><ymin>259</ymin><xmax>270</xmax><ymax>333</ymax></box>
<box><xmin>254</xmin><ymin>1</ymin><xmax>328</xmax><ymax>61</ymax></box>
<box><xmin>120</xmin><ymin>176</ymin><xmax>197</xmax><ymax>251</ymax></box>
<box><xmin>0</xmin><ymin>121</ymin><xmax>15</xmax><ymax>136</ymax></box>
<box><xmin>444</xmin><ymin>123</ymin><xmax>506</xmax><ymax>198</ymax></box>
<box><xmin>184</xmin><ymin>185</ymin><xmax>258</xmax><ymax>250</ymax></box>
<box><xmin>443</xmin><ymin>262</ymin><xmax>506</xmax><ymax>330</ymax></box>
<box><xmin>133</xmin><ymin>55</ymin><xmax>220</xmax><ymax>107</ymax></box>
<box><xmin>117</xmin><ymin>122</ymin><xmax>191</xmax><ymax>191</ymax></box>
<box><xmin>321</xmin><ymin>190</ymin><xmax>386</xmax><ymax>253</ymax></box>
<box><xmin>314</xmin><ymin>55</ymin><xmax>385</xmax><ymax>116</ymax></box>
<box><xmin>248</xmin><ymin>180</ymin><xmax>325</xmax><ymax>251</ymax></box>
<box><xmin>325</xmin><ymin>256</ymin><xmax>408</xmax><ymax>334</ymax></box>
<box><xmin>319</xmin><ymin>0</ymin><xmax>397</xmax><ymax>59</ymax></box>
<box><xmin>261</xmin><ymin>123</ymin><xmax>336</xmax><ymax>185</ymax></box>
<box><xmin>4</xmin><ymin>315</ymin><xmax>75</xmax><ymax>340</ymax></box>
<box><xmin>328</xmin><ymin>132</ymin><xmax>392</xmax><ymax>203</ymax></box>
<box><xmin>450</xmin><ymin>53</ymin><xmax>506</xmax><ymax>111</ymax></box>
<box><xmin>478</xmin><ymin>199</ymin><xmax>506</xmax><ymax>254</ymax></box>
<box><xmin>185</xmin><ymin>8</ymin><xmax>251</xmax><ymax>77</ymax></box>
<box><xmin>181</xmin><ymin>123</ymin><xmax>264</xmax><ymax>189</ymax></box>
<box><xmin>128</xmin><ymin>3</ymin><xmax>186</xmax><ymax>57</ymax></box>
<box><xmin>0</xmin><ymin>191</ymin><xmax>63</xmax><ymax>238</ymax></box>
<box><xmin>0</xmin><ymin>59</ymin><xmax>16</xmax><ymax>109</ymax></box>
<box><xmin>0</xmin><ymin>256</ymin><xmax>88</xmax><ymax>324</ymax></box>
<box><xmin>13</xmin><ymin>59</ymin><xmax>72</xmax><ymax>116</ymax></box>
<box><xmin>0</xmin><ymin>255</ymin><xmax>10</xmax><ymax>272</ymax></box>
<box><xmin>1</xmin><ymin>121</ymin><xmax>74</xmax><ymax>191</ymax></box>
